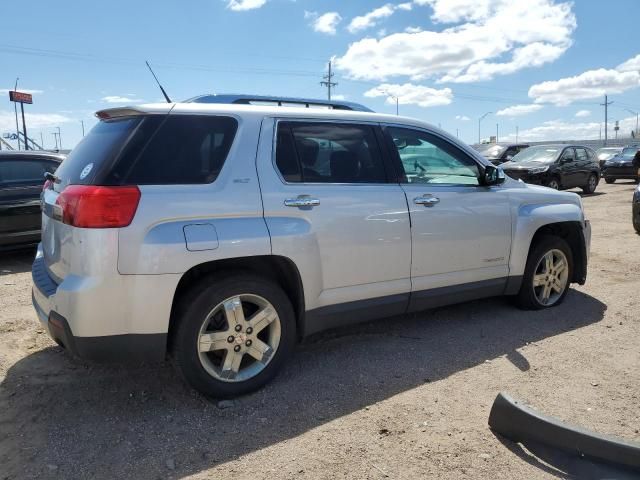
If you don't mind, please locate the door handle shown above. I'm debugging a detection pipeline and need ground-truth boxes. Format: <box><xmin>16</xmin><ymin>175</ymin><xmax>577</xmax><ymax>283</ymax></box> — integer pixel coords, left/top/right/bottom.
<box><xmin>284</xmin><ymin>196</ymin><xmax>320</xmax><ymax>208</ymax></box>
<box><xmin>414</xmin><ymin>195</ymin><xmax>440</xmax><ymax>207</ymax></box>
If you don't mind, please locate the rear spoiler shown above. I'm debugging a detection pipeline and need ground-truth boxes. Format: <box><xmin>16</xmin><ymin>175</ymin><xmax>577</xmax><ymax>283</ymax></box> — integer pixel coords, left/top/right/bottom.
<box><xmin>95</xmin><ymin>106</ymin><xmax>173</xmax><ymax>120</ymax></box>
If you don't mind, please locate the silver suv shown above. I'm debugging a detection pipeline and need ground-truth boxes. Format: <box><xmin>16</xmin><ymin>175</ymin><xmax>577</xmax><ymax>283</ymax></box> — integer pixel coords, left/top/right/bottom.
<box><xmin>32</xmin><ymin>95</ymin><xmax>591</xmax><ymax>398</ymax></box>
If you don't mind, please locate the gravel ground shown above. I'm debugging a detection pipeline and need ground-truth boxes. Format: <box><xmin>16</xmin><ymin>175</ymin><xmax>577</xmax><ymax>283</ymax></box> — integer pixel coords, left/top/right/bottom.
<box><xmin>0</xmin><ymin>181</ymin><xmax>639</xmax><ymax>480</ymax></box>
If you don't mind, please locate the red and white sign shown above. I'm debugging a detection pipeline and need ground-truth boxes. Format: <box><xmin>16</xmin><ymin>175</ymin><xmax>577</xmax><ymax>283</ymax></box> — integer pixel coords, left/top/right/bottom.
<box><xmin>9</xmin><ymin>91</ymin><xmax>33</xmax><ymax>104</ymax></box>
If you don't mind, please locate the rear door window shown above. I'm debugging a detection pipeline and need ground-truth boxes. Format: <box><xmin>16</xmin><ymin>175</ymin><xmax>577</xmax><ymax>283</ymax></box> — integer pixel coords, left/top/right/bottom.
<box><xmin>275</xmin><ymin>121</ymin><xmax>387</xmax><ymax>184</ymax></box>
<box><xmin>575</xmin><ymin>148</ymin><xmax>588</xmax><ymax>162</ymax></box>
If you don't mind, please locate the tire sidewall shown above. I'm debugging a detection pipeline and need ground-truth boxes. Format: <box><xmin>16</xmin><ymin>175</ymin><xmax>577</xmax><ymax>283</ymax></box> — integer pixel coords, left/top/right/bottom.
<box><xmin>583</xmin><ymin>174</ymin><xmax>598</xmax><ymax>194</ymax></box>
<box><xmin>518</xmin><ymin>236</ymin><xmax>574</xmax><ymax>310</ymax></box>
<box><xmin>174</xmin><ymin>274</ymin><xmax>296</xmax><ymax>398</ymax></box>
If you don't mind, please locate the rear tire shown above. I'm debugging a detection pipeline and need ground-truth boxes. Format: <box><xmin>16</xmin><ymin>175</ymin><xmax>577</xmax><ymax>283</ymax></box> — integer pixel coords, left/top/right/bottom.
<box><xmin>582</xmin><ymin>173</ymin><xmax>598</xmax><ymax>194</ymax></box>
<box><xmin>515</xmin><ymin>235</ymin><xmax>573</xmax><ymax>310</ymax></box>
<box><xmin>172</xmin><ymin>273</ymin><xmax>296</xmax><ymax>398</ymax></box>
<box><xmin>604</xmin><ymin>177</ymin><xmax>615</xmax><ymax>184</ymax></box>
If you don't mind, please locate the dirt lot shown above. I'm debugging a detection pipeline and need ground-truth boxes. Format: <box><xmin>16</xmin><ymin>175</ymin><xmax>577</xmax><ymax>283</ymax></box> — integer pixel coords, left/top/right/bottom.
<box><xmin>0</xmin><ymin>181</ymin><xmax>639</xmax><ymax>480</ymax></box>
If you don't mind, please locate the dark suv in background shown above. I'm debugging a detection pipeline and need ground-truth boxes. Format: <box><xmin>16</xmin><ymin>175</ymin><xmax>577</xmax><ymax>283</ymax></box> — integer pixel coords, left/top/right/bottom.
<box><xmin>474</xmin><ymin>143</ymin><xmax>530</xmax><ymax>165</ymax></box>
<box><xmin>0</xmin><ymin>151</ymin><xmax>64</xmax><ymax>251</ymax></box>
<box><xmin>501</xmin><ymin>144</ymin><xmax>600</xmax><ymax>193</ymax></box>
<box><xmin>601</xmin><ymin>145</ymin><xmax>640</xmax><ymax>184</ymax></box>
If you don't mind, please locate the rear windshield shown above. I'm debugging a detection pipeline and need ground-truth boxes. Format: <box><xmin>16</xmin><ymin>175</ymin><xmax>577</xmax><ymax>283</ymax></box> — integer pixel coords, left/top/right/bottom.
<box><xmin>54</xmin><ymin>114</ymin><xmax>238</xmax><ymax>188</ymax></box>
<box><xmin>54</xmin><ymin>117</ymin><xmax>141</xmax><ymax>188</ymax></box>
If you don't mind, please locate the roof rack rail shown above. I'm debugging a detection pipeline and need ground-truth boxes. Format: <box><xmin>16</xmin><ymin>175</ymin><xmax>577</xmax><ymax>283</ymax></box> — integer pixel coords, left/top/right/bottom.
<box><xmin>184</xmin><ymin>94</ymin><xmax>374</xmax><ymax>112</ymax></box>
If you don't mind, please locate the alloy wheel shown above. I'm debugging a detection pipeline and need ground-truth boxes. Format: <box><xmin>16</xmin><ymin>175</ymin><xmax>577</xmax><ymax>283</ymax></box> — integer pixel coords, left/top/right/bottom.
<box><xmin>197</xmin><ymin>294</ymin><xmax>281</xmax><ymax>382</ymax></box>
<box><xmin>532</xmin><ymin>249</ymin><xmax>569</xmax><ymax>306</ymax></box>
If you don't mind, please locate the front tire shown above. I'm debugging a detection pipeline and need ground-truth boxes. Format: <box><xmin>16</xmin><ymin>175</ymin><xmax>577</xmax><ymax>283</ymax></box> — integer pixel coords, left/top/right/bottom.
<box><xmin>173</xmin><ymin>274</ymin><xmax>296</xmax><ymax>398</ymax></box>
<box><xmin>604</xmin><ymin>177</ymin><xmax>615</xmax><ymax>184</ymax></box>
<box><xmin>545</xmin><ymin>178</ymin><xmax>560</xmax><ymax>190</ymax></box>
<box><xmin>515</xmin><ymin>235</ymin><xmax>573</xmax><ymax>310</ymax></box>
<box><xmin>582</xmin><ymin>173</ymin><xmax>598</xmax><ymax>194</ymax></box>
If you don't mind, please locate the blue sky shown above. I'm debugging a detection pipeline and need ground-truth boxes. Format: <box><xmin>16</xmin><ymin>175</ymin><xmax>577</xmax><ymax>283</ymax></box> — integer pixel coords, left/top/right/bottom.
<box><xmin>2</xmin><ymin>0</ymin><xmax>640</xmax><ymax>149</ymax></box>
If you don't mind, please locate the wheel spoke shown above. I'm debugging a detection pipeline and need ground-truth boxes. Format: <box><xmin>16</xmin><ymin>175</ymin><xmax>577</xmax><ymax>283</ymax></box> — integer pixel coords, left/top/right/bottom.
<box><xmin>245</xmin><ymin>339</ymin><xmax>274</xmax><ymax>364</ymax></box>
<box><xmin>223</xmin><ymin>297</ymin><xmax>246</xmax><ymax>328</ymax></box>
<box><xmin>544</xmin><ymin>252</ymin><xmax>554</xmax><ymax>273</ymax></box>
<box><xmin>541</xmin><ymin>284</ymin><xmax>552</xmax><ymax>303</ymax></box>
<box><xmin>199</xmin><ymin>332</ymin><xmax>231</xmax><ymax>352</ymax></box>
<box><xmin>553</xmin><ymin>257</ymin><xmax>566</xmax><ymax>273</ymax></box>
<box><xmin>551</xmin><ymin>278</ymin><xmax>564</xmax><ymax>293</ymax></box>
<box><xmin>220</xmin><ymin>350</ymin><xmax>243</xmax><ymax>379</ymax></box>
<box><xmin>533</xmin><ymin>274</ymin><xmax>546</xmax><ymax>287</ymax></box>
<box><xmin>248</xmin><ymin>306</ymin><xmax>277</xmax><ymax>334</ymax></box>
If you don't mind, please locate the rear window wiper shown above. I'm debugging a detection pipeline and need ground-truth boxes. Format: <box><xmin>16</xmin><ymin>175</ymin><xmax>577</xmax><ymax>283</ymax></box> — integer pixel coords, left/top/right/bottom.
<box><xmin>44</xmin><ymin>172</ymin><xmax>61</xmax><ymax>184</ymax></box>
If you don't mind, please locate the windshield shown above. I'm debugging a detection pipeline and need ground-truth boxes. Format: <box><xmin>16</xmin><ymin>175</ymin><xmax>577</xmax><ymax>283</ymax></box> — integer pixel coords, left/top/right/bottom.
<box><xmin>474</xmin><ymin>144</ymin><xmax>506</xmax><ymax>158</ymax></box>
<box><xmin>510</xmin><ymin>146</ymin><xmax>560</xmax><ymax>163</ymax></box>
<box><xmin>596</xmin><ymin>148</ymin><xmax>621</xmax><ymax>160</ymax></box>
<box><xmin>618</xmin><ymin>147</ymin><xmax>639</xmax><ymax>160</ymax></box>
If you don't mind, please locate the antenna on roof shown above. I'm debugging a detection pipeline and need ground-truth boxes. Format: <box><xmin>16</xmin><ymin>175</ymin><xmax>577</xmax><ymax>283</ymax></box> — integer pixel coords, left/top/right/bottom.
<box><xmin>145</xmin><ymin>61</ymin><xmax>171</xmax><ymax>103</ymax></box>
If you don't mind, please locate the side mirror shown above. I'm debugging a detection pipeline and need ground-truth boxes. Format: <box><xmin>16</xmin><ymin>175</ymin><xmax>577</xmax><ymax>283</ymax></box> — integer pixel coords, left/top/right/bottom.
<box><xmin>482</xmin><ymin>165</ymin><xmax>505</xmax><ymax>186</ymax></box>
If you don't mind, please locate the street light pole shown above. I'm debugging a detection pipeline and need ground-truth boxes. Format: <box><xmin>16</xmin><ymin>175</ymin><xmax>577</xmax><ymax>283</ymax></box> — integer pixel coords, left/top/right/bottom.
<box><xmin>478</xmin><ymin>111</ymin><xmax>492</xmax><ymax>144</ymax></box>
<box><xmin>624</xmin><ymin>108</ymin><xmax>638</xmax><ymax>138</ymax></box>
<box><xmin>56</xmin><ymin>127</ymin><xmax>62</xmax><ymax>150</ymax></box>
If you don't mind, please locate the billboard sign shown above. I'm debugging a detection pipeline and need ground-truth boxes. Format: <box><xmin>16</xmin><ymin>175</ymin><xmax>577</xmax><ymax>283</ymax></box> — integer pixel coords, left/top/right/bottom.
<box><xmin>9</xmin><ymin>91</ymin><xmax>33</xmax><ymax>104</ymax></box>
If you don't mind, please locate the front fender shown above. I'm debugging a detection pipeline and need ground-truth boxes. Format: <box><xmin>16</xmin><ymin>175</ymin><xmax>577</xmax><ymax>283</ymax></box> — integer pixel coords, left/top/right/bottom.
<box><xmin>510</xmin><ymin>201</ymin><xmax>585</xmax><ymax>278</ymax></box>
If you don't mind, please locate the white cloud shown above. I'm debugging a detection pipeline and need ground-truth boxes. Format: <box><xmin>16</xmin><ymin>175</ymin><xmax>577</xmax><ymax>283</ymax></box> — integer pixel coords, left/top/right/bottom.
<box><xmin>397</xmin><ymin>2</ymin><xmax>413</xmax><ymax>10</ymax></box>
<box><xmin>528</xmin><ymin>67</ymin><xmax>640</xmax><ymax>106</ymax></box>
<box><xmin>500</xmin><ymin>115</ymin><xmax>637</xmax><ymax>142</ymax></box>
<box><xmin>616</xmin><ymin>54</ymin><xmax>640</xmax><ymax>72</ymax></box>
<box><xmin>101</xmin><ymin>96</ymin><xmax>144</xmax><ymax>104</ymax></box>
<box><xmin>496</xmin><ymin>104</ymin><xmax>543</xmax><ymax>116</ymax></box>
<box><xmin>336</xmin><ymin>0</ymin><xmax>575</xmax><ymax>83</ymax></box>
<box><xmin>226</xmin><ymin>0</ymin><xmax>267</xmax><ymax>11</ymax></box>
<box><xmin>455</xmin><ymin>115</ymin><xmax>470</xmax><ymax>121</ymax></box>
<box><xmin>575</xmin><ymin>109</ymin><xmax>591</xmax><ymax>118</ymax></box>
<box><xmin>364</xmin><ymin>83</ymin><xmax>453</xmax><ymax>108</ymax></box>
<box><xmin>404</xmin><ymin>26</ymin><xmax>422</xmax><ymax>33</ymax></box>
<box><xmin>305</xmin><ymin>11</ymin><xmax>342</xmax><ymax>35</ymax></box>
<box><xmin>348</xmin><ymin>4</ymin><xmax>396</xmax><ymax>34</ymax></box>
<box><xmin>0</xmin><ymin>110</ymin><xmax>72</xmax><ymax>131</ymax></box>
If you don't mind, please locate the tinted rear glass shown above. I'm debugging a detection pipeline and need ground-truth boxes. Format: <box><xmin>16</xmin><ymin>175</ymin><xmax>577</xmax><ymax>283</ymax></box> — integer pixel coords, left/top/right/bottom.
<box><xmin>54</xmin><ymin>117</ymin><xmax>141</xmax><ymax>189</ymax></box>
<box><xmin>54</xmin><ymin>114</ymin><xmax>238</xmax><ymax>188</ymax></box>
<box><xmin>108</xmin><ymin>115</ymin><xmax>237</xmax><ymax>185</ymax></box>
<box><xmin>0</xmin><ymin>160</ymin><xmax>58</xmax><ymax>185</ymax></box>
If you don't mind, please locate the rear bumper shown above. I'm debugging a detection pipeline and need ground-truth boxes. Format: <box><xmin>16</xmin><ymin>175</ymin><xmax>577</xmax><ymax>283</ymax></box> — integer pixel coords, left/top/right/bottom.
<box><xmin>602</xmin><ymin>166</ymin><xmax>638</xmax><ymax>179</ymax></box>
<box><xmin>31</xmin><ymin>245</ymin><xmax>175</xmax><ymax>363</ymax></box>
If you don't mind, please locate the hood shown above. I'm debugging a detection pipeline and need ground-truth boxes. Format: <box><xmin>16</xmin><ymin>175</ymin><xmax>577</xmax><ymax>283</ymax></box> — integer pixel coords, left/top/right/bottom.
<box><xmin>502</xmin><ymin>160</ymin><xmax>553</xmax><ymax>170</ymax></box>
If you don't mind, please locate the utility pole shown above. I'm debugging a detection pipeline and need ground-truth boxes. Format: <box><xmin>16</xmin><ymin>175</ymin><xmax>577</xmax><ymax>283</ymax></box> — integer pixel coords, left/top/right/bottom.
<box><xmin>56</xmin><ymin>126</ymin><xmax>62</xmax><ymax>150</ymax></box>
<box><xmin>515</xmin><ymin>126</ymin><xmax>519</xmax><ymax>143</ymax></box>
<box><xmin>320</xmin><ymin>61</ymin><xmax>338</xmax><ymax>101</ymax></box>
<box><xmin>600</xmin><ymin>95</ymin><xmax>613</xmax><ymax>146</ymax></box>
<box><xmin>496</xmin><ymin>123</ymin><xmax>499</xmax><ymax>143</ymax></box>
<box><xmin>81</xmin><ymin>120</ymin><xmax>85</xmax><ymax>137</ymax></box>
<box><xmin>13</xmin><ymin>78</ymin><xmax>20</xmax><ymax>150</ymax></box>
<box><xmin>456</xmin><ymin>128</ymin><xmax>459</xmax><ymax>138</ymax></box>
<box><xmin>40</xmin><ymin>132</ymin><xmax>44</xmax><ymax>149</ymax></box>
<box><xmin>52</xmin><ymin>133</ymin><xmax>59</xmax><ymax>150</ymax></box>
<box><xmin>478</xmin><ymin>111</ymin><xmax>492</xmax><ymax>144</ymax></box>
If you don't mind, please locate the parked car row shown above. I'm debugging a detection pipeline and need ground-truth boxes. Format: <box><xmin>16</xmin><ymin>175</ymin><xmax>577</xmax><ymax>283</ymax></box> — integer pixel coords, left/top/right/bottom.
<box><xmin>0</xmin><ymin>151</ymin><xmax>65</xmax><ymax>251</ymax></box>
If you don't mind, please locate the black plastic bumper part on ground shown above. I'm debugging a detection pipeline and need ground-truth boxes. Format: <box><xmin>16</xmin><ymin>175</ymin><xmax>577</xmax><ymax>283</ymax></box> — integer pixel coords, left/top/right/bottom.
<box><xmin>488</xmin><ymin>392</ymin><xmax>640</xmax><ymax>472</ymax></box>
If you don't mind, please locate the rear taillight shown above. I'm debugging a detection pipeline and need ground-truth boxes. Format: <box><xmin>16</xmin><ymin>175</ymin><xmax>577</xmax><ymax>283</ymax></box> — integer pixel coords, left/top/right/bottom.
<box><xmin>55</xmin><ymin>185</ymin><xmax>141</xmax><ymax>228</ymax></box>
